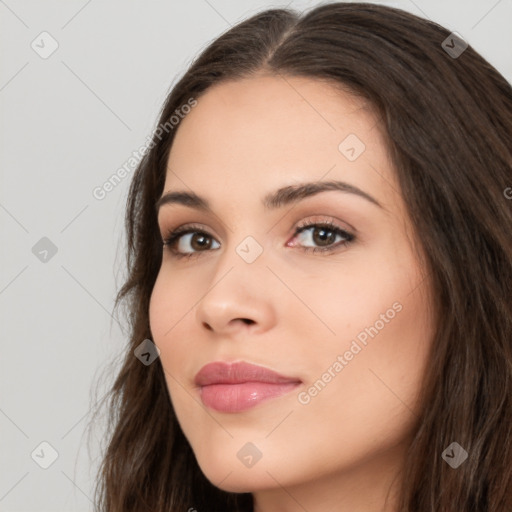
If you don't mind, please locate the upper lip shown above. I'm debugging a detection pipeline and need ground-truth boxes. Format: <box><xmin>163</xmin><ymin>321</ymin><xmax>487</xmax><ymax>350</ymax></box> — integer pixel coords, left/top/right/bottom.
<box><xmin>194</xmin><ymin>361</ymin><xmax>302</xmax><ymax>386</ymax></box>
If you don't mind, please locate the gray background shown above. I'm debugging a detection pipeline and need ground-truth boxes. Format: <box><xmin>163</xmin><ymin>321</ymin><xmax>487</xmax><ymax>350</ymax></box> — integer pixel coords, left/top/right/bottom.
<box><xmin>1</xmin><ymin>0</ymin><xmax>510</xmax><ymax>510</ymax></box>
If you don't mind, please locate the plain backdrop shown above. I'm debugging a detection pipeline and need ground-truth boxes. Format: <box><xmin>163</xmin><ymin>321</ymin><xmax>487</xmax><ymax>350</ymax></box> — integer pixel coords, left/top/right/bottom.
<box><xmin>1</xmin><ymin>0</ymin><xmax>511</xmax><ymax>510</ymax></box>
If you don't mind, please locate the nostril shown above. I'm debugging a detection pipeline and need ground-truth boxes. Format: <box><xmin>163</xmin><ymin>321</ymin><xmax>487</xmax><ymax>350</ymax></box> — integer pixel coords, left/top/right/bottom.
<box><xmin>240</xmin><ymin>318</ymin><xmax>255</xmax><ymax>325</ymax></box>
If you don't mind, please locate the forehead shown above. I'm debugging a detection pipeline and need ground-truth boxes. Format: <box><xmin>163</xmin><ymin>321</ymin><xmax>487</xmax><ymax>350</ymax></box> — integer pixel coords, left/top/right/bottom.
<box><xmin>164</xmin><ymin>74</ymin><xmax>397</xmax><ymax>211</ymax></box>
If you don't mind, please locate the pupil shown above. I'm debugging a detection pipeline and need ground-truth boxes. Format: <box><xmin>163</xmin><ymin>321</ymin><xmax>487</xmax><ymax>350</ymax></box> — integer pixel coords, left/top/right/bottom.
<box><xmin>314</xmin><ymin>227</ymin><xmax>335</xmax><ymax>246</ymax></box>
<box><xmin>192</xmin><ymin>233</ymin><xmax>210</xmax><ymax>250</ymax></box>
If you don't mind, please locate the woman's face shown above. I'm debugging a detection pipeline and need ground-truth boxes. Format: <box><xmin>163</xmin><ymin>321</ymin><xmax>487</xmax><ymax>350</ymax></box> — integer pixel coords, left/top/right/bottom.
<box><xmin>149</xmin><ymin>74</ymin><xmax>434</xmax><ymax>508</ymax></box>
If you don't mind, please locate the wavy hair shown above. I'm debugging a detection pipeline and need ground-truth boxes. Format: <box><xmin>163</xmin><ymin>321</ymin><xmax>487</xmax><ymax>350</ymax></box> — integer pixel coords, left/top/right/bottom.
<box><xmin>88</xmin><ymin>3</ymin><xmax>512</xmax><ymax>511</ymax></box>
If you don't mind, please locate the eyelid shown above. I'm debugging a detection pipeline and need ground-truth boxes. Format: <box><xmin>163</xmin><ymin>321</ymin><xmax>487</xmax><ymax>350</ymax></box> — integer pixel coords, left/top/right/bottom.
<box><xmin>160</xmin><ymin>220</ymin><xmax>220</xmax><ymax>242</ymax></box>
<box><xmin>161</xmin><ymin>223</ymin><xmax>214</xmax><ymax>247</ymax></box>
<box><xmin>294</xmin><ymin>214</ymin><xmax>356</xmax><ymax>235</ymax></box>
<box><xmin>160</xmin><ymin>215</ymin><xmax>355</xmax><ymax>259</ymax></box>
<box><xmin>159</xmin><ymin>214</ymin><xmax>353</xmax><ymax>239</ymax></box>
<box><xmin>287</xmin><ymin>219</ymin><xmax>354</xmax><ymax>250</ymax></box>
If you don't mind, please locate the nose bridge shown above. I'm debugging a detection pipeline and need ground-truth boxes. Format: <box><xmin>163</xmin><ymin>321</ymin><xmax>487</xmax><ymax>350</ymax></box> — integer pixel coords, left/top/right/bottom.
<box><xmin>209</xmin><ymin>230</ymin><xmax>268</xmax><ymax>296</ymax></box>
<box><xmin>194</xmin><ymin>228</ymin><xmax>276</xmax><ymax>333</ymax></box>
<box><xmin>216</xmin><ymin>205</ymin><xmax>269</xmax><ymax>270</ymax></box>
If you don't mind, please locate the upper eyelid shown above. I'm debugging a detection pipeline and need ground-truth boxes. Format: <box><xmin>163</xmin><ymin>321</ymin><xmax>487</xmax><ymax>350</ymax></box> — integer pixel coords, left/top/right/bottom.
<box><xmin>158</xmin><ymin>212</ymin><xmax>356</xmax><ymax>235</ymax></box>
<box><xmin>162</xmin><ymin>219</ymin><xmax>348</xmax><ymax>234</ymax></box>
<box><xmin>162</xmin><ymin>220</ymin><xmax>353</xmax><ymax>245</ymax></box>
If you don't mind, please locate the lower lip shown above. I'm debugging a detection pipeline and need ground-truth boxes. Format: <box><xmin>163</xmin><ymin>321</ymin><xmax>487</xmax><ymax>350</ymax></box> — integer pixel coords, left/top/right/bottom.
<box><xmin>199</xmin><ymin>382</ymin><xmax>300</xmax><ymax>413</ymax></box>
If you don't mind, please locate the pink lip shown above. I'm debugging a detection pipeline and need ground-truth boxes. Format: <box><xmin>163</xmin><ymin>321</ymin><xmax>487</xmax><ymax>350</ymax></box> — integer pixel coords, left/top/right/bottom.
<box><xmin>195</xmin><ymin>361</ymin><xmax>301</xmax><ymax>413</ymax></box>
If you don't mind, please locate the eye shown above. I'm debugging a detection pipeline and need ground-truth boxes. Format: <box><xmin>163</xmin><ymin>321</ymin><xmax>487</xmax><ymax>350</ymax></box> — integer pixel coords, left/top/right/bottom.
<box><xmin>289</xmin><ymin>220</ymin><xmax>355</xmax><ymax>254</ymax></box>
<box><xmin>162</xmin><ymin>223</ymin><xmax>220</xmax><ymax>260</ymax></box>
<box><xmin>161</xmin><ymin>219</ymin><xmax>355</xmax><ymax>259</ymax></box>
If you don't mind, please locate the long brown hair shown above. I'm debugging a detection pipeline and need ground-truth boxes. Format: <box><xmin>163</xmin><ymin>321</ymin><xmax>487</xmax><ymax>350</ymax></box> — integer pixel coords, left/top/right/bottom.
<box><xmin>87</xmin><ymin>3</ymin><xmax>512</xmax><ymax>510</ymax></box>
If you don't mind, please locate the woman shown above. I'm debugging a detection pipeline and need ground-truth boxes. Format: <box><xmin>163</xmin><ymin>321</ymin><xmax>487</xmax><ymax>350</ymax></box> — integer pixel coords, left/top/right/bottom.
<box><xmin>89</xmin><ymin>2</ymin><xmax>512</xmax><ymax>511</ymax></box>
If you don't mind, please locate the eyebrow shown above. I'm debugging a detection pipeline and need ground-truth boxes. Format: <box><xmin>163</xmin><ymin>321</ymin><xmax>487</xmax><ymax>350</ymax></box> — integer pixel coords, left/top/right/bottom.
<box><xmin>155</xmin><ymin>180</ymin><xmax>383</xmax><ymax>214</ymax></box>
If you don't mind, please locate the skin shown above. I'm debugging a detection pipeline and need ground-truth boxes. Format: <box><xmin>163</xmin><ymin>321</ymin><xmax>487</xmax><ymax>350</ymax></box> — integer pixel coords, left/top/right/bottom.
<box><xmin>149</xmin><ymin>74</ymin><xmax>435</xmax><ymax>512</ymax></box>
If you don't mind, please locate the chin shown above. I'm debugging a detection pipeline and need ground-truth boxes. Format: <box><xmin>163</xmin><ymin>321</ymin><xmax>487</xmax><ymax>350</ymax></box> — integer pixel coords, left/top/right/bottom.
<box><xmin>193</xmin><ymin>445</ymin><xmax>283</xmax><ymax>493</ymax></box>
<box><xmin>199</xmin><ymin>461</ymin><xmax>274</xmax><ymax>493</ymax></box>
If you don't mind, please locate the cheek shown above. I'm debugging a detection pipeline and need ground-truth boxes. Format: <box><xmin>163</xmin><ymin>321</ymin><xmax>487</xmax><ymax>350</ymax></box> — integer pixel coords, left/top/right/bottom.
<box><xmin>149</xmin><ymin>268</ymin><xmax>198</xmax><ymax>342</ymax></box>
<box><xmin>149</xmin><ymin>277</ymin><xmax>171</xmax><ymax>348</ymax></box>
<box><xmin>148</xmin><ymin>273</ymin><xmax>189</xmax><ymax>376</ymax></box>
<box><xmin>148</xmin><ymin>269</ymin><xmax>209</xmax><ymax>386</ymax></box>
<box><xmin>311</xmin><ymin>268</ymin><xmax>433</xmax><ymax>424</ymax></box>
<box><xmin>296</xmin><ymin>242</ymin><xmax>433</xmax><ymax>417</ymax></box>
<box><xmin>148</xmin><ymin>276</ymin><xmax>200</xmax><ymax>422</ymax></box>
<box><xmin>292</xmin><ymin>287</ymin><xmax>432</xmax><ymax>475</ymax></box>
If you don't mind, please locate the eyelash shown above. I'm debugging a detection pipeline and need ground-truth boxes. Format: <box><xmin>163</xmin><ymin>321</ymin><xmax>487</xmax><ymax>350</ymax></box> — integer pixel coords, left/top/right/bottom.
<box><xmin>161</xmin><ymin>220</ymin><xmax>355</xmax><ymax>260</ymax></box>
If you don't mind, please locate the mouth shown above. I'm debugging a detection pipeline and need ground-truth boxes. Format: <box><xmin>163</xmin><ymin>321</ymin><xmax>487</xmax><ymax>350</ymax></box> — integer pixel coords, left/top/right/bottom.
<box><xmin>194</xmin><ymin>361</ymin><xmax>302</xmax><ymax>413</ymax></box>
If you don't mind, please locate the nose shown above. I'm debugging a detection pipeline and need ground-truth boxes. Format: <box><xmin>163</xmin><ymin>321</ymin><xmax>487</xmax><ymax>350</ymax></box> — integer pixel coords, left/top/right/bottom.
<box><xmin>202</xmin><ymin>315</ymin><xmax>255</xmax><ymax>332</ymax></box>
<box><xmin>195</xmin><ymin>253</ymin><xmax>277</xmax><ymax>337</ymax></box>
